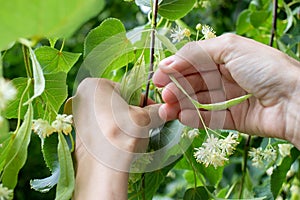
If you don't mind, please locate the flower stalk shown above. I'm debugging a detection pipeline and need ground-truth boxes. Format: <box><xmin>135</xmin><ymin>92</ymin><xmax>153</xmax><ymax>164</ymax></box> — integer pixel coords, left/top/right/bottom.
<box><xmin>142</xmin><ymin>0</ymin><xmax>159</xmax><ymax>107</ymax></box>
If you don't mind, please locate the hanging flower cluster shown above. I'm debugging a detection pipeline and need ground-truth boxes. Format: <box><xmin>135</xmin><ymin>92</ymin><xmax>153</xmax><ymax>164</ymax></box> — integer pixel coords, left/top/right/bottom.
<box><xmin>0</xmin><ymin>183</ymin><xmax>13</xmax><ymax>200</ymax></box>
<box><xmin>194</xmin><ymin>132</ymin><xmax>239</xmax><ymax>168</ymax></box>
<box><xmin>32</xmin><ymin>114</ymin><xmax>73</xmax><ymax>139</ymax></box>
<box><xmin>248</xmin><ymin>145</ymin><xmax>277</xmax><ymax>168</ymax></box>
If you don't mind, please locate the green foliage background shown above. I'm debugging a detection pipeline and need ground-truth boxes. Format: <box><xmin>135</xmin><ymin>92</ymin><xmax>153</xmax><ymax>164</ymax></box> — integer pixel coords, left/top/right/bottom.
<box><xmin>1</xmin><ymin>0</ymin><xmax>299</xmax><ymax>199</ymax></box>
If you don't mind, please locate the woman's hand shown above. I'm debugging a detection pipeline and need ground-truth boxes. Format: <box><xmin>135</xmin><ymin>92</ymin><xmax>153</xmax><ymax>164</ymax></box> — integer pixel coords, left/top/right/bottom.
<box><xmin>72</xmin><ymin>78</ymin><xmax>163</xmax><ymax>199</ymax></box>
<box><xmin>153</xmin><ymin>33</ymin><xmax>300</xmax><ymax>149</ymax></box>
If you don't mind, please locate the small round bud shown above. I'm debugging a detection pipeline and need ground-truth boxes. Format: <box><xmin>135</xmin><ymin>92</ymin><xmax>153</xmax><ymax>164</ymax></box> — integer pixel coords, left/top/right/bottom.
<box><xmin>196</xmin><ymin>23</ymin><xmax>202</xmax><ymax>31</ymax></box>
<box><xmin>149</xmin><ymin>84</ymin><xmax>154</xmax><ymax>90</ymax></box>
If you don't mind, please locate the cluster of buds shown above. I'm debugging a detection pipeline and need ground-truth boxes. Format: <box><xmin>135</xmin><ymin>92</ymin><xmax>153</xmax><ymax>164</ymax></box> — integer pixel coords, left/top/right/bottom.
<box><xmin>194</xmin><ymin>132</ymin><xmax>239</xmax><ymax>168</ymax></box>
<box><xmin>32</xmin><ymin>114</ymin><xmax>73</xmax><ymax>139</ymax></box>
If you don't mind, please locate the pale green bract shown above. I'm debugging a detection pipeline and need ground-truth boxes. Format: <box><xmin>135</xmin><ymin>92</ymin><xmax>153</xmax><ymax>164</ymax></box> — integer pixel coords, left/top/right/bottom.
<box><xmin>169</xmin><ymin>75</ymin><xmax>252</xmax><ymax>111</ymax></box>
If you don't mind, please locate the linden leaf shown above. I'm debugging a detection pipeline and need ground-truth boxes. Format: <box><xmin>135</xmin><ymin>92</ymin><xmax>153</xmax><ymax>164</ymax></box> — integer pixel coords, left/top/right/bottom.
<box><xmin>35</xmin><ymin>46</ymin><xmax>81</xmax><ymax>74</ymax></box>
<box><xmin>0</xmin><ymin>0</ymin><xmax>105</xmax><ymax>50</ymax></box>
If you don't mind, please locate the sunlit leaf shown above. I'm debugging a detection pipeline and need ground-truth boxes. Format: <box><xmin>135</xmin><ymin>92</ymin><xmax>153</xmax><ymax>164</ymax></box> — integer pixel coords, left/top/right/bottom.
<box><xmin>236</xmin><ymin>10</ymin><xmax>253</xmax><ymax>34</ymax></box>
<box><xmin>5</xmin><ymin>73</ymin><xmax>67</xmax><ymax>121</ymax></box>
<box><xmin>55</xmin><ymin>133</ymin><xmax>75</xmax><ymax>200</ymax></box>
<box><xmin>158</xmin><ymin>0</ymin><xmax>196</xmax><ymax>21</ymax></box>
<box><xmin>250</xmin><ymin>10</ymin><xmax>270</xmax><ymax>28</ymax></box>
<box><xmin>2</xmin><ymin>104</ymin><xmax>33</xmax><ymax>189</ymax></box>
<box><xmin>84</xmin><ymin>18</ymin><xmax>126</xmax><ymax>57</ymax></box>
<box><xmin>35</xmin><ymin>46</ymin><xmax>81</xmax><ymax>74</ymax></box>
<box><xmin>83</xmin><ymin>21</ymin><xmax>134</xmax><ymax>77</ymax></box>
<box><xmin>0</xmin><ymin>0</ymin><xmax>105</xmax><ymax>50</ymax></box>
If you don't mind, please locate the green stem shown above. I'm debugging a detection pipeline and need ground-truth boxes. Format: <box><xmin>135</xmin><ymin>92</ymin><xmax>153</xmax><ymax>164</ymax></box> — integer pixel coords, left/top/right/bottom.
<box><xmin>14</xmin><ymin>78</ymin><xmax>32</xmax><ymax>134</ymax></box>
<box><xmin>59</xmin><ymin>39</ymin><xmax>65</xmax><ymax>52</ymax></box>
<box><xmin>141</xmin><ymin>1</ymin><xmax>160</xmax><ymax>199</ymax></box>
<box><xmin>269</xmin><ymin>0</ymin><xmax>278</xmax><ymax>47</ymax></box>
<box><xmin>183</xmin><ymin>149</ymin><xmax>216</xmax><ymax>199</ymax></box>
<box><xmin>22</xmin><ymin>45</ymin><xmax>33</xmax><ymax>78</ymax></box>
<box><xmin>238</xmin><ymin>135</ymin><xmax>251</xmax><ymax>198</ymax></box>
<box><xmin>142</xmin><ymin>0</ymin><xmax>159</xmax><ymax>107</ymax></box>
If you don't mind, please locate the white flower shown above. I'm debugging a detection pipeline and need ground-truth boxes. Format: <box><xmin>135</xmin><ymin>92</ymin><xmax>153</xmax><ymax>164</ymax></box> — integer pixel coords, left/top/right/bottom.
<box><xmin>194</xmin><ymin>146</ymin><xmax>228</xmax><ymax>168</ymax></box>
<box><xmin>266</xmin><ymin>166</ymin><xmax>274</xmax><ymax>176</ymax></box>
<box><xmin>170</xmin><ymin>26</ymin><xmax>185</xmax><ymax>43</ymax></box>
<box><xmin>187</xmin><ymin>129</ymin><xmax>199</xmax><ymax>139</ymax></box>
<box><xmin>201</xmin><ymin>134</ymin><xmax>220</xmax><ymax>152</ymax></box>
<box><xmin>32</xmin><ymin>119</ymin><xmax>55</xmax><ymax>138</ymax></box>
<box><xmin>201</xmin><ymin>25</ymin><xmax>216</xmax><ymax>39</ymax></box>
<box><xmin>249</xmin><ymin>147</ymin><xmax>264</xmax><ymax>168</ymax></box>
<box><xmin>249</xmin><ymin>146</ymin><xmax>277</xmax><ymax>168</ymax></box>
<box><xmin>51</xmin><ymin>114</ymin><xmax>73</xmax><ymax>135</ymax></box>
<box><xmin>194</xmin><ymin>133</ymin><xmax>239</xmax><ymax>168</ymax></box>
<box><xmin>194</xmin><ymin>134</ymin><xmax>227</xmax><ymax>168</ymax></box>
<box><xmin>219</xmin><ymin>132</ymin><xmax>239</xmax><ymax>155</ymax></box>
<box><xmin>0</xmin><ymin>183</ymin><xmax>13</xmax><ymax>200</ymax></box>
<box><xmin>278</xmin><ymin>143</ymin><xmax>293</xmax><ymax>157</ymax></box>
<box><xmin>263</xmin><ymin>146</ymin><xmax>277</xmax><ymax>162</ymax></box>
<box><xmin>0</xmin><ymin>78</ymin><xmax>16</xmax><ymax>110</ymax></box>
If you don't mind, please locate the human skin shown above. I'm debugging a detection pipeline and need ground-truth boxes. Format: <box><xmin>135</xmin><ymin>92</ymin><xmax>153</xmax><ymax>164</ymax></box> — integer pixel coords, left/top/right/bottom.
<box><xmin>72</xmin><ymin>78</ymin><xmax>163</xmax><ymax>199</ymax></box>
<box><xmin>73</xmin><ymin>34</ymin><xmax>300</xmax><ymax>199</ymax></box>
<box><xmin>153</xmin><ymin>33</ymin><xmax>300</xmax><ymax>149</ymax></box>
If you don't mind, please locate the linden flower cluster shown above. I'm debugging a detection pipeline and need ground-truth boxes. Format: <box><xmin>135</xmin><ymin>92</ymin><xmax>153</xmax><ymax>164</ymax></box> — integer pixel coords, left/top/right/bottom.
<box><xmin>194</xmin><ymin>132</ymin><xmax>239</xmax><ymax>168</ymax></box>
<box><xmin>248</xmin><ymin>145</ymin><xmax>277</xmax><ymax>168</ymax></box>
<box><xmin>0</xmin><ymin>78</ymin><xmax>16</xmax><ymax>125</ymax></box>
<box><xmin>0</xmin><ymin>183</ymin><xmax>13</xmax><ymax>200</ymax></box>
<box><xmin>181</xmin><ymin>128</ymin><xmax>199</xmax><ymax>139</ymax></box>
<box><xmin>170</xmin><ymin>26</ymin><xmax>191</xmax><ymax>43</ymax></box>
<box><xmin>201</xmin><ymin>25</ymin><xmax>216</xmax><ymax>39</ymax></box>
<box><xmin>32</xmin><ymin>114</ymin><xmax>73</xmax><ymax>139</ymax></box>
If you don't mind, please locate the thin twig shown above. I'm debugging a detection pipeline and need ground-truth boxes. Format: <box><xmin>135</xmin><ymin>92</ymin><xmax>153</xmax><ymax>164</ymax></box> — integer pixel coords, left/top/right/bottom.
<box><xmin>238</xmin><ymin>135</ymin><xmax>251</xmax><ymax>198</ymax></box>
<box><xmin>142</xmin><ymin>0</ymin><xmax>159</xmax><ymax>107</ymax></box>
<box><xmin>269</xmin><ymin>0</ymin><xmax>278</xmax><ymax>47</ymax></box>
<box><xmin>141</xmin><ymin>1</ymin><xmax>159</xmax><ymax>199</ymax></box>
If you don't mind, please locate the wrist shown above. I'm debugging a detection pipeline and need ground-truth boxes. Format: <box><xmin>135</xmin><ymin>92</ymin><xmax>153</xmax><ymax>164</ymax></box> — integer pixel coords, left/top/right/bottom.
<box><xmin>73</xmin><ymin>145</ymin><xmax>129</xmax><ymax>199</ymax></box>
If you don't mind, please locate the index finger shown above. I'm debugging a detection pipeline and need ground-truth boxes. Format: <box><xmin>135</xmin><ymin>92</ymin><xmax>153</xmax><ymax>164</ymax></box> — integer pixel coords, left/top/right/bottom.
<box><xmin>153</xmin><ymin>41</ymin><xmax>219</xmax><ymax>87</ymax></box>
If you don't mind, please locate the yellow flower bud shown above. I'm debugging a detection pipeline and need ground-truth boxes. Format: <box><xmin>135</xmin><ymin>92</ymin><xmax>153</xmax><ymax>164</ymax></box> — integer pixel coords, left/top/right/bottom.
<box><xmin>183</xmin><ymin>28</ymin><xmax>191</xmax><ymax>37</ymax></box>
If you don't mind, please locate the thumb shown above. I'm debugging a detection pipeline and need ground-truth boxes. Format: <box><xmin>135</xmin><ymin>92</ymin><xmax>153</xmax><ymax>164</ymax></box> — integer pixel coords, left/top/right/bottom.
<box><xmin>144</xmin><ymin>104</ymin><xmax>166</xmax><ymax>129</ymax></box>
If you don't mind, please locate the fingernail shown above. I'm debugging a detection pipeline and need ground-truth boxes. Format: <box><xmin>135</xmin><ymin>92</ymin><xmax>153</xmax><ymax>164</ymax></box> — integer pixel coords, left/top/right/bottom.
<box><xmin>159</xmin><ymin>57</ymin><xmax>175</xmax><ymax>68</ymax></box>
